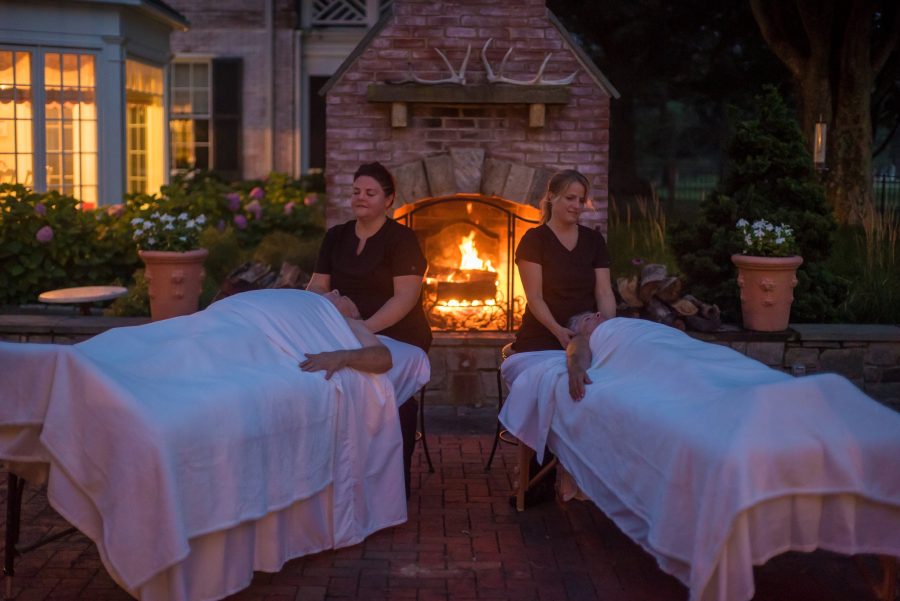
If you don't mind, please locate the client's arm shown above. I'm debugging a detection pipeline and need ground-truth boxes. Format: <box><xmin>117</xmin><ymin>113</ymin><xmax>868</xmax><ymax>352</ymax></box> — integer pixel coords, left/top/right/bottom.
<box><xmin>299</xmin><ymin>318</ymin><xmax>393</xmax><ymax>379</ymax></box>
<box><xmin>566</xmin><ymin>333</ymin><xmax>593</xmax><ymax>401</ymax></box>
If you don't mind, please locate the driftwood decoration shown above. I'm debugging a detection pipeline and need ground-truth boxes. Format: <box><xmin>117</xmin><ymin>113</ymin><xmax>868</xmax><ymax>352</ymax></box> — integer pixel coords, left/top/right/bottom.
<box><xmin>481</xmin><ymin>39</ymin><xmax>578</xmax><ymax>85</ymax></box>
<box><xmin>212</xmin><ymin>261</ymin><xmax>309</xmax><ymax>303</ymax></box>
<box><xmin>615</xmin><ymin>264</ymin><xmax>721</xmax><ymax>332</ymax></box>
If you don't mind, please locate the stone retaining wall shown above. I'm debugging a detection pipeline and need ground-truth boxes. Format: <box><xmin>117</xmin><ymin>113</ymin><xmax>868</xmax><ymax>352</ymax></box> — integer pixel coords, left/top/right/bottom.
<box><xmin>2</xmin><ymin>315</ymin><xmax>898</xmax><ymax>411</ymax></box>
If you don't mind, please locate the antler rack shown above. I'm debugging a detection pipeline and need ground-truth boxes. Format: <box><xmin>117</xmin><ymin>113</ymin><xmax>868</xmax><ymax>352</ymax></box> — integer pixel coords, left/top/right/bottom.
<box><xmin>481</xmin><ymin>39</ymin><xmax>578</xmax><ymax>86</ymax></box>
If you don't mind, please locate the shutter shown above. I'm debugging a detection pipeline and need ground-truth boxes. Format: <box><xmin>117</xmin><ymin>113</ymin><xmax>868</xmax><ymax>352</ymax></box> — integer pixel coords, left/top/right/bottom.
<box><xmin>212</xmin><ymin>58</ymin><xmax>242</xmax><ymax>180</ymax></box>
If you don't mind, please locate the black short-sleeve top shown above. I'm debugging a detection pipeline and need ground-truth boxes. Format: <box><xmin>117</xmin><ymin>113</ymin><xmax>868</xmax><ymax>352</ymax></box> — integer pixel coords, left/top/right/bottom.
<box><xmin>512</xmin><ymin>224</ymin><xmax>610</xmax><ymax>352</ymax></box>
<box><xmin>314</xmin><ymin>218</ymin><xmax>432</xmax><ymax>351</ymax></box>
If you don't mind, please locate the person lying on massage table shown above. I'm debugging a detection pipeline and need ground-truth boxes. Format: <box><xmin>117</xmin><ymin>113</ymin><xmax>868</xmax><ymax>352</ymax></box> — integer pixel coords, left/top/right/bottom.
<box><xmin>563</xmin><ymin>310</ymin><xmax>609</xmax><ymax>401</ymax></box>
<box><xmin>300</xmin><ymin>289</ymin><xmax>393</xmax><ymax>379</ymax></box>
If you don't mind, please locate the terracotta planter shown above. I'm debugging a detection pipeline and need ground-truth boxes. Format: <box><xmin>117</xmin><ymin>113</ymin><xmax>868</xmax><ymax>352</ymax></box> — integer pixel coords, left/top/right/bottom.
<box><xmin>731</xmin><ymin>254</ymin><xmax>803</xmax><ymax>332</ymax></box>
<box><xmin>139</xmin><ymin>249</ymin><xmax>208</xmax><ymax>321</ymax></box>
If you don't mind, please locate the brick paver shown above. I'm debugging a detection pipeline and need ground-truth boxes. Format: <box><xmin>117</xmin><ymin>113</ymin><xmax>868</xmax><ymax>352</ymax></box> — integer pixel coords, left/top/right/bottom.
<box><xmin>0</xmin><ymin>433</ymin><xmax>886</xmax><ymax>600</ymax></box>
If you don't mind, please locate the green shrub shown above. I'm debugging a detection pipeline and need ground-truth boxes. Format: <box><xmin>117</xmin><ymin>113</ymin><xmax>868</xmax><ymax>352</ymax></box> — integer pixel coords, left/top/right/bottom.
<box><xmin>107</xmin><ymin>268</ymin><xmax>150</xmax><ymax>317</ymax></box>
<box><xmin>0</xmin><ymin>184</ymin><xmax>139</xmax><ymax>305</ymax></box>
<box><xmin>253</xmin><ymin>230</ymin><xmax>323</xmax><ymax>275</ymax></box>
<box><xmin>607</xmin><ymin>194</ymin><xmax>678</xmax><ymax>279</ymax></box>
<box><xmin>670</xmin><ymin>87</ymin><xmax>847</xmax><ymax>323</ymax></box>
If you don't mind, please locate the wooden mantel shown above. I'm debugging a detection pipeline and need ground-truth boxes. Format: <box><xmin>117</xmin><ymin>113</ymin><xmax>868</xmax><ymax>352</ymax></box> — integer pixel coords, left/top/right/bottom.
<box><xmin>366</xmin><ymin>83</ymin><xmax>571</xmax><ymax>128</ymax></box>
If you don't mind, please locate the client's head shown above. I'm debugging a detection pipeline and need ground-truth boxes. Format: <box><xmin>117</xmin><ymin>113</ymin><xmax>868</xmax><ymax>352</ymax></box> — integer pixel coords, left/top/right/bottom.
<box><xmin>568</xmin><ymin>311</ymin><xmax>607</xmax><ymax>337</ymax></box>
<box><xmin>323</xmin><ymin>289</ymin><xmax>361</xmax><ymax>319</ymax></box>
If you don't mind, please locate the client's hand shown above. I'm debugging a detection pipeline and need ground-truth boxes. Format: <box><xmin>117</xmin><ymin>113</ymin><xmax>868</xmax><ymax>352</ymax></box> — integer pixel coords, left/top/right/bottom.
<box><xmin>567</xmin><ymin>366</ymin><xmax>592</xmax><ymax>401</ymax></box>
<box><xmin>300</xmin><ymin>351</ymin><xmax>348</xmax><ymax>380</ymax></box>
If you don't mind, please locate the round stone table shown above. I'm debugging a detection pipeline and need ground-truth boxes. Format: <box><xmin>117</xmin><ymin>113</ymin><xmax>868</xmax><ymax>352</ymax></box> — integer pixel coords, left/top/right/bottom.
<box><xmin>38</xmin><ymin>286</ymin><xmax>128</xmax><ymax>315</ymax></box>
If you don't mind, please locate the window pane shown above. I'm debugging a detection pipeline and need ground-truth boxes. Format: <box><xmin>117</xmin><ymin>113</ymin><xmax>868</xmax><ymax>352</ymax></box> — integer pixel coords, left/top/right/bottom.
<box><xmin>195</xmin><ymin>145</ymin><xmax>209</xmax><ymax>170</ymax></box>
<box><xmin>192</xmin><ymin>90</ymin><xmax>208</xmax><ymax>115</ymax></box>
<box><xmin>173</xmin><ymin>63</ymin><xmax>190</xmax><ymax>87</ymax></box>
<box><xmin>0</xmin><ymin>98</ymin><xmax>12</xmax><ymax>120</ymax></box>
<box><xmin>0</xmin><ymin>154</ymin><xmax>14</xmax><ymax>181</ymax></box>
<box><xmin>15</xmin><ymin>90</ymin><xmax>33</xmax><ymax>119</ymax></box>
<box><xmin>46</xmin><ymin>89</ymin><xmax>61</xmax><ymax>119</ymax></box>
<box><xmin>46</xmin><ymin>122</ymin><xmax>60</xmax><ymax>152</ymax></box>
<box><xmin>81</xmin><ymin>185</ymin><xmax>97</xmax><ymax>205</ymax></box>
<box><xmin>192</xmin><ymin>62</ymin><xmax>209</xmax><ymax>88</ymax></box>
<box><xmin>79</xmin><ymin>55</ymin><xmax>95</xmax><ymax>86</ymax></box>
<box><xmin>62</xmin><ymin>54</ymin><xmax>79</xmax><ymax>87</ymax></box>
<box><xmin>16</xmin><ymin>119</ymin><xmax>32</xmax><ymax>153</ymax></box>
<box><xmin>45</xmin><ymin>53</ymin><xmax>61</xmax><ymax>87</ymax></box>
<box><xmin>195</xmin><ymin>118</ymin><xmax>209</xmax><ymax>143</ymax></box>
<box><xmin>62</xmin><ymin>122</ymin><xmax>73</xmax><ymax>151</ymax></box>
<box><xmin>0</xmin><ymin>52</ymin><xmax>12</xmax><ymax>85</ymax></box>
<box><xmin>62</xmin><ymin>91</ymin><xmax>76</xmax><ymax>120</ymax></box>
<box><xmin>172</xmin><ymin>89</ymin><xmax>190</xmax><ymax>114</ymax></box>
<box><xmin>80</xmin><ymin>120</ymin><xmax>96</xmax><ymax>153</ymax></box>
<box><xmin>47</xmin><ymin>153</ymin><xmax>60</xmax><ymax>184</ymax></box>
<box><xmin>15</xmin><ymin>52</ymin><xmax>30</xmax><ymax>85</ymax></box>
<box><xmin>79</xmin><ymin>90</ymin><xmax>96</xmax><ymax>119</ymax></box>
<box><xmin>0</xmin><ymin>120</ymin><xmax>14</xmax><ymax>153</ymax></box>
<box><xmin>81</xmin><ymin>152</ymin><xmax>96</xmax><ymax>187</ymax></box>
<box><xmin>17</xmin><ymin>154</ymin><xmax>32</xmax><ymax>185</ymax></box>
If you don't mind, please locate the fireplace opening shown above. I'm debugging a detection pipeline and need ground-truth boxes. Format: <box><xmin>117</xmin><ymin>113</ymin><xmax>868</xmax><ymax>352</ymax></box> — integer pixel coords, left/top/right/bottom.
<box><xmin>393</xmin><ymin>194</ymin><xmax>541</xmax><ymax>332</ymax></box>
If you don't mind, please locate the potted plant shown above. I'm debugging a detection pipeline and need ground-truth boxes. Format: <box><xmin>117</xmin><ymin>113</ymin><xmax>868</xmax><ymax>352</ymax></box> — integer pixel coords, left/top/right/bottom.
<box><xmin>731</xmin><ymin>218</ymin><xmax>803</xmax><ymax>331</ymax></box>
<box><xmin>132</xmin><ymin>212</ymin><xmax>208</xmax><ymax>321</ymax></box>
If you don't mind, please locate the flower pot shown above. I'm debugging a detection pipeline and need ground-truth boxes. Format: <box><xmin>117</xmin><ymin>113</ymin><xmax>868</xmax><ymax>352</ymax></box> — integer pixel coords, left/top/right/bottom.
<box><xmin>731</xmin><ymin>254</ymin><xmax>803</xmax><ymax>332</ymax></box>
<box><xmin>139</xmin><ymin>249</ymin><xmax>208</xmax><ymax>321</ymax></box>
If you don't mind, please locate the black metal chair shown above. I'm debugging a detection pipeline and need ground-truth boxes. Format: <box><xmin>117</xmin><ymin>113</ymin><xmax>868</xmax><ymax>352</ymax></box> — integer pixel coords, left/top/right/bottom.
<box><xmin>484</xmin><ymin>343</ymin><xmax>516</xmax><ymax>470</ymax></box>
<box><xmin>416</xmin><ymin>386</ymin><xmax>435</xmax><ymax>473</ymax></box>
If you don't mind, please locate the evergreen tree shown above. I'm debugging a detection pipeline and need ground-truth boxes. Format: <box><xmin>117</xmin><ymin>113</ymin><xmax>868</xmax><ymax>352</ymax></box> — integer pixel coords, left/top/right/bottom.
<box><xmin>671</xmin><ymin>87</ymin><xmax>846</xmax><ymax>323</ymax></box>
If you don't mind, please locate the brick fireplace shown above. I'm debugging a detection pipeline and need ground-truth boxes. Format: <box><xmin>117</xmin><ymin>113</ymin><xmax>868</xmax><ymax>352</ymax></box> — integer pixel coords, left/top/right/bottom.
<box><xmin>321</xmin><ymin>0</ymin><xmax>618</xmax><ymax>403</ymax></box>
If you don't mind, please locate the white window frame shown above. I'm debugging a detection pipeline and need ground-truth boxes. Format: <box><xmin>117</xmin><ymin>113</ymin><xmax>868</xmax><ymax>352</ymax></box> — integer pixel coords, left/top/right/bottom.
<box><xmin>169</xmin><ymin>57</ymin><xmax>212</xmax><ymax>173</ymax></box>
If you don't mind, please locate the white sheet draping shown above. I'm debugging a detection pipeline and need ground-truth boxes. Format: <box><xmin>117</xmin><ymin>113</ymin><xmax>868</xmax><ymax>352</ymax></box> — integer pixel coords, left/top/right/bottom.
<box><xmin>499</xmin><ymin>317</ymin><xmax>900</xmax><ymax>601</ymax></box>
<box><xmin>0</xmin><ymin>289</ymin><xmax>430</xmax><ymax>601</ymax></box>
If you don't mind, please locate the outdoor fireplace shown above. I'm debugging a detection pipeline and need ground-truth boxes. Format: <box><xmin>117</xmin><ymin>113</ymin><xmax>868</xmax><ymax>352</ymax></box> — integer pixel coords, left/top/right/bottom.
<box><xmin>393</xmin><ymin>194</ymin><xmax>541</xmax><ymax>332</ymax></box>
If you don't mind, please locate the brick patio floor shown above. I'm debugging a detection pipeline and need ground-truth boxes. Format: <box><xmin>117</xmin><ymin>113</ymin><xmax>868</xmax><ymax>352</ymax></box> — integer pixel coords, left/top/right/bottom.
<box><xmin>0</xmin><ymin>420</ymin><xmax>887</xmax><ymax>601</ymax></box>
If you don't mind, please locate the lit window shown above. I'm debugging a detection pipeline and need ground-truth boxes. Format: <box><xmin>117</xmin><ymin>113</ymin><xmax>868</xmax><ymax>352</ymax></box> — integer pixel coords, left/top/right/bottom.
<box><xmin>169</xmin><ymin>61</ymin><xmax>210</xmax><ymax>171</ymax></box>
<box><xmin>0</xmin><ymin>50</ymin><xmax>33</xmax><ymax>187</ymax></box>
<box><xmin>44</xmin><ymin>52</ymin><xmax>97</xmax><ymax>207</ymax></box>
<box><xmin>125</xmin><ymin>59</ymin><xmax>164</xmax><ymax>194</ymax></box>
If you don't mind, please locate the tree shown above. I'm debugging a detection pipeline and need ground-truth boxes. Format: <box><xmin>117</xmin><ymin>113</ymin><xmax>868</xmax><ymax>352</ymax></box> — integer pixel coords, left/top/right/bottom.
<box><xmin>750</xmin><ymin>0</ymin><xmax>900</xmax><ymax>224</ymax></box>
<box><xmin>671</xmin><ymin>88</ymin><xmax>846</xmax><ymax>323</ymax></box>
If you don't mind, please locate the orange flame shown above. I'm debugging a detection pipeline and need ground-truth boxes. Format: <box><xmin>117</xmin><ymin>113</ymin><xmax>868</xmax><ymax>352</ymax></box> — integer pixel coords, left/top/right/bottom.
<box><xmin>458</xmin><ymin>232</ymin><xmax>496</xmax><ymax>272</ymax></box>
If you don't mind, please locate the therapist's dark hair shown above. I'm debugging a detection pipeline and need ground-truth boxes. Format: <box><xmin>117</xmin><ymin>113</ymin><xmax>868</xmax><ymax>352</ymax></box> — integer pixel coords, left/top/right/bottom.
<box><xmin>540</xmin><ymin>169</ymin><xmax>590</xmax><ymax>224</ymax></box>
<box><xmin>354</xmin><ymin>162</ymin><xmax>396</xmax><ymax>201</ymax></box>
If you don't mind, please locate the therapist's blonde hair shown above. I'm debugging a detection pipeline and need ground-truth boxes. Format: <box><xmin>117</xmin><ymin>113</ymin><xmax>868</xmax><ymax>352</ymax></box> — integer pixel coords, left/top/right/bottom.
<box><xmin>540</xmin><ymin>169</ymin><xmax>591</xmax><ymax>224</ymax></box>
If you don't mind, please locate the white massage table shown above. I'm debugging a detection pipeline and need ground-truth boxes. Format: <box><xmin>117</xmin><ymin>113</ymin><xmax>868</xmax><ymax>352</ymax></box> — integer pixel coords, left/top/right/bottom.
<box><xmin>0</xmin><ymin>289</ymin><xmax>430</xmax><ymax>601</ymax></box>
<box><xmin>500</xmin><ymin>317</ymin><xmax>900</xmax><ymax>601</ymax></box>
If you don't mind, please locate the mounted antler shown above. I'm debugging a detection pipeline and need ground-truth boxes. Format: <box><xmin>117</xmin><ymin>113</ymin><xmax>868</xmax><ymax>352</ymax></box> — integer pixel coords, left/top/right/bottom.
<box><xmin>390</xmin><ymin>45</ymin><xmax>472</xmax><ymax>85</ymax></box>
<box><xmin>481</xmin><ymin>38</ymin><xmax>578</xmax><ymax>86</ymax></box>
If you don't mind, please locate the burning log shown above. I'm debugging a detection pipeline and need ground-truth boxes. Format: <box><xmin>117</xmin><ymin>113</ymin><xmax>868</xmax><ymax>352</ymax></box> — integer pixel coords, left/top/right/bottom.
<box><xmin>436</xmin><ymin>269</ymin><xmax>497</xmax><ymax>303</ymax></box>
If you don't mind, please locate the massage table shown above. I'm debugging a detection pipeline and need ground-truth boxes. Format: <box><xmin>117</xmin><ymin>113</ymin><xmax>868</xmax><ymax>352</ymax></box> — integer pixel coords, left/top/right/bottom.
<box><xmin>0</xmin><ymin>289</ymin><xmax>430</xmax><ymax>601</ymax></box>
<box><xmin>499</xmin><ymin>317</ymin><xmax>900</xmax><ymax>601</ymax></box>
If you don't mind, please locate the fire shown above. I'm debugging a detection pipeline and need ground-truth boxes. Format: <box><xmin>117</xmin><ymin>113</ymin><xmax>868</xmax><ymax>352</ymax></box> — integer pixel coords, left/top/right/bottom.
<box><xmin>458</xmin><ymin>232</ymin><xmax>495</xmax><ymax>272</ymax></box>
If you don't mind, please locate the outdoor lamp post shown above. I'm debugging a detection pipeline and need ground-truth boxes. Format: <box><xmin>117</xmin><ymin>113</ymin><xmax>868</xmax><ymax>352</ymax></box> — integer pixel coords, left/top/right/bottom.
<box><xmin>814</xmin><ymin>115</ymin><xmax>827</xmax><ymax>171</ymax></box>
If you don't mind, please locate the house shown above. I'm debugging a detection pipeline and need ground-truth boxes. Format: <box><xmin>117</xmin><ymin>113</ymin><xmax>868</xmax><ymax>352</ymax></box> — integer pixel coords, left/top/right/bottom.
<box><xmin>1</xmin><ymin>0</ymin><xmax>383</xmax><ymax>206</ymax></box>
<box><xmin>0</xmin><ymin>0</ymin><xmax>188</xmax><ymax>208</ymax></box>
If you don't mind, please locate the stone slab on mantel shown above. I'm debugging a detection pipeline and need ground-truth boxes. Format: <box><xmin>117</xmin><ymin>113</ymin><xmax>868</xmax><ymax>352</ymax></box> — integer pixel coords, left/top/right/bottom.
<box><xmin>367</xmin><ymin>83</ymin><xmax>571</xmax><ymax>105</ymax></box>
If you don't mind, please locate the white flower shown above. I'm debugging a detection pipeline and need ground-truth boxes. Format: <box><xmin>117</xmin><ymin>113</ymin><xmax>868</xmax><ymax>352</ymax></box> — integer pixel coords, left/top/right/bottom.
<box><xmin>147</xmin><ymin>236</ymin><xmax>156</xmax><ymax>245</ymax></box>
<box><xmin>736</xmin><ymin>218</ymin><xmax>748</xmax><ymax>228</ymax></box>
<box><xmin>196</xmin><ymin>215</ymin><xmax>206</xmax><ymax>225</ymax></box>
<box><xmin>164</xmin><ymin>223</ymin><xmax>175</xmax><ymax>231</ymax></box>
<box><xmin>186</xmin><ymin>219</ymin><xmax>196</xmax><ymax>228</ymax></box>
<box><xmin>161</xmin><ymin>214</ymin><xmax>175</xmax><ymax>223</ymax></box>
<box><xmin>130</xmin><ymin>217</ymin><xmax>144</xmax><ymax>226</ymax></box>
<box><xmin>151</xmin><ymin>212</ymin><xmax>161</xmax><ymax>219</ymax></box>
<box><xmin>775</xmin><ymin>237</ymin><xmax>785</xmax><ymax>244</ymax></box>
<box><xmin>178</xmin><ymin>212</ymin><xmax>189</xmax><ymax>221</ymax></box>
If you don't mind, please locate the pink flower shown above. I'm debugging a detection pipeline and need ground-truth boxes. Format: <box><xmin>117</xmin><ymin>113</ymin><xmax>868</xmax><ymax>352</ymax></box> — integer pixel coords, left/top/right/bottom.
<box><xmin>233</xmin><ymin>214</ymin><xmax>248</xmax><ymax>230</ymax></box>
<box><xmin>283</xmin><ymin>201</ymin><xmax>295</xmax><ymax>215</ymax></box>
<box><xmin>303</xmin><ymin>194</ymin><xmax>318</xmax><ymax>206</ymax></box>
<box><xmin>246</xmin><ymin>200</ymin><xmax>263</xmax><ymax>220</ymax></box>
<box><xmin>249</xmin><ymin>186</ymin><xmax>264</xmax><ymax>200</ymax></box>
<box><xmin>36</xmin><ymin>225</ymin><xmax>53</xmax><ymax>243</ymax></box>
<box><xmin>225</xmin><ymin>192</ymin><xmax>241</xmax><ymax>212</ymax></box>
<box><xmin>34</xmin><ymin>203</ymin><xmax>46</xmax><ymax>216</ymax></box>
<box><xmin>106</xmin><ymin>204</ymin><xmax>124</xmax><ymax>218</ymax></box>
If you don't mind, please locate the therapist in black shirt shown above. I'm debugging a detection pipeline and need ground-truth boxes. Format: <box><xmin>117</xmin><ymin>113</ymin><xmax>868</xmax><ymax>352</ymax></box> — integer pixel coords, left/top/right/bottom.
<box><xmin>512</xmin><ymin>169</ymin><xmax>616</xmax><ymax>353</ymax></box>
<box><xmin>308</xmin><ymin>162</ymin><xmax>431</xmax><ymax>498</ymax></box>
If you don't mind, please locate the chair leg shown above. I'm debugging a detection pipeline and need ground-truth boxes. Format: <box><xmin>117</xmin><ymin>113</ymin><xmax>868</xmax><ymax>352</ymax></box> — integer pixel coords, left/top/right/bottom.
<box><xmin>5</xmin><ymin>472</ymin><xmax>24</xmax><ymax>597</ymax></box>
<box><xmin>516</xmin><ymin>443</ymin><xmax>533</xmax><ymax>512</ymax></box>
<box><xmin>484</xmin><ymin>367</ymin><xmax>505</xmax><ymax>471</ymax></box>
<box><xmin>418</xmin><ymin>387</ymin><xmax>435</xmax><ymax>473</ymax></box>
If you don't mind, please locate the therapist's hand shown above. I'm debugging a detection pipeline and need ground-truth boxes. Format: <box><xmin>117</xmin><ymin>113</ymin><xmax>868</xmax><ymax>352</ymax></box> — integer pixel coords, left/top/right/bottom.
<box><xmin>300</xmin><ymin>351</ymin><xmax>347</xmax><ymax>380</ymax></box>
<box><xmin>552</xmin><ymin>325</ymin><xmax>576</xmax><ymax>350</ymax></box>
<box><xmin>567</xmin><ymin>367</ymin><xmax>592</xmax><ymax>401</ymax></box>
